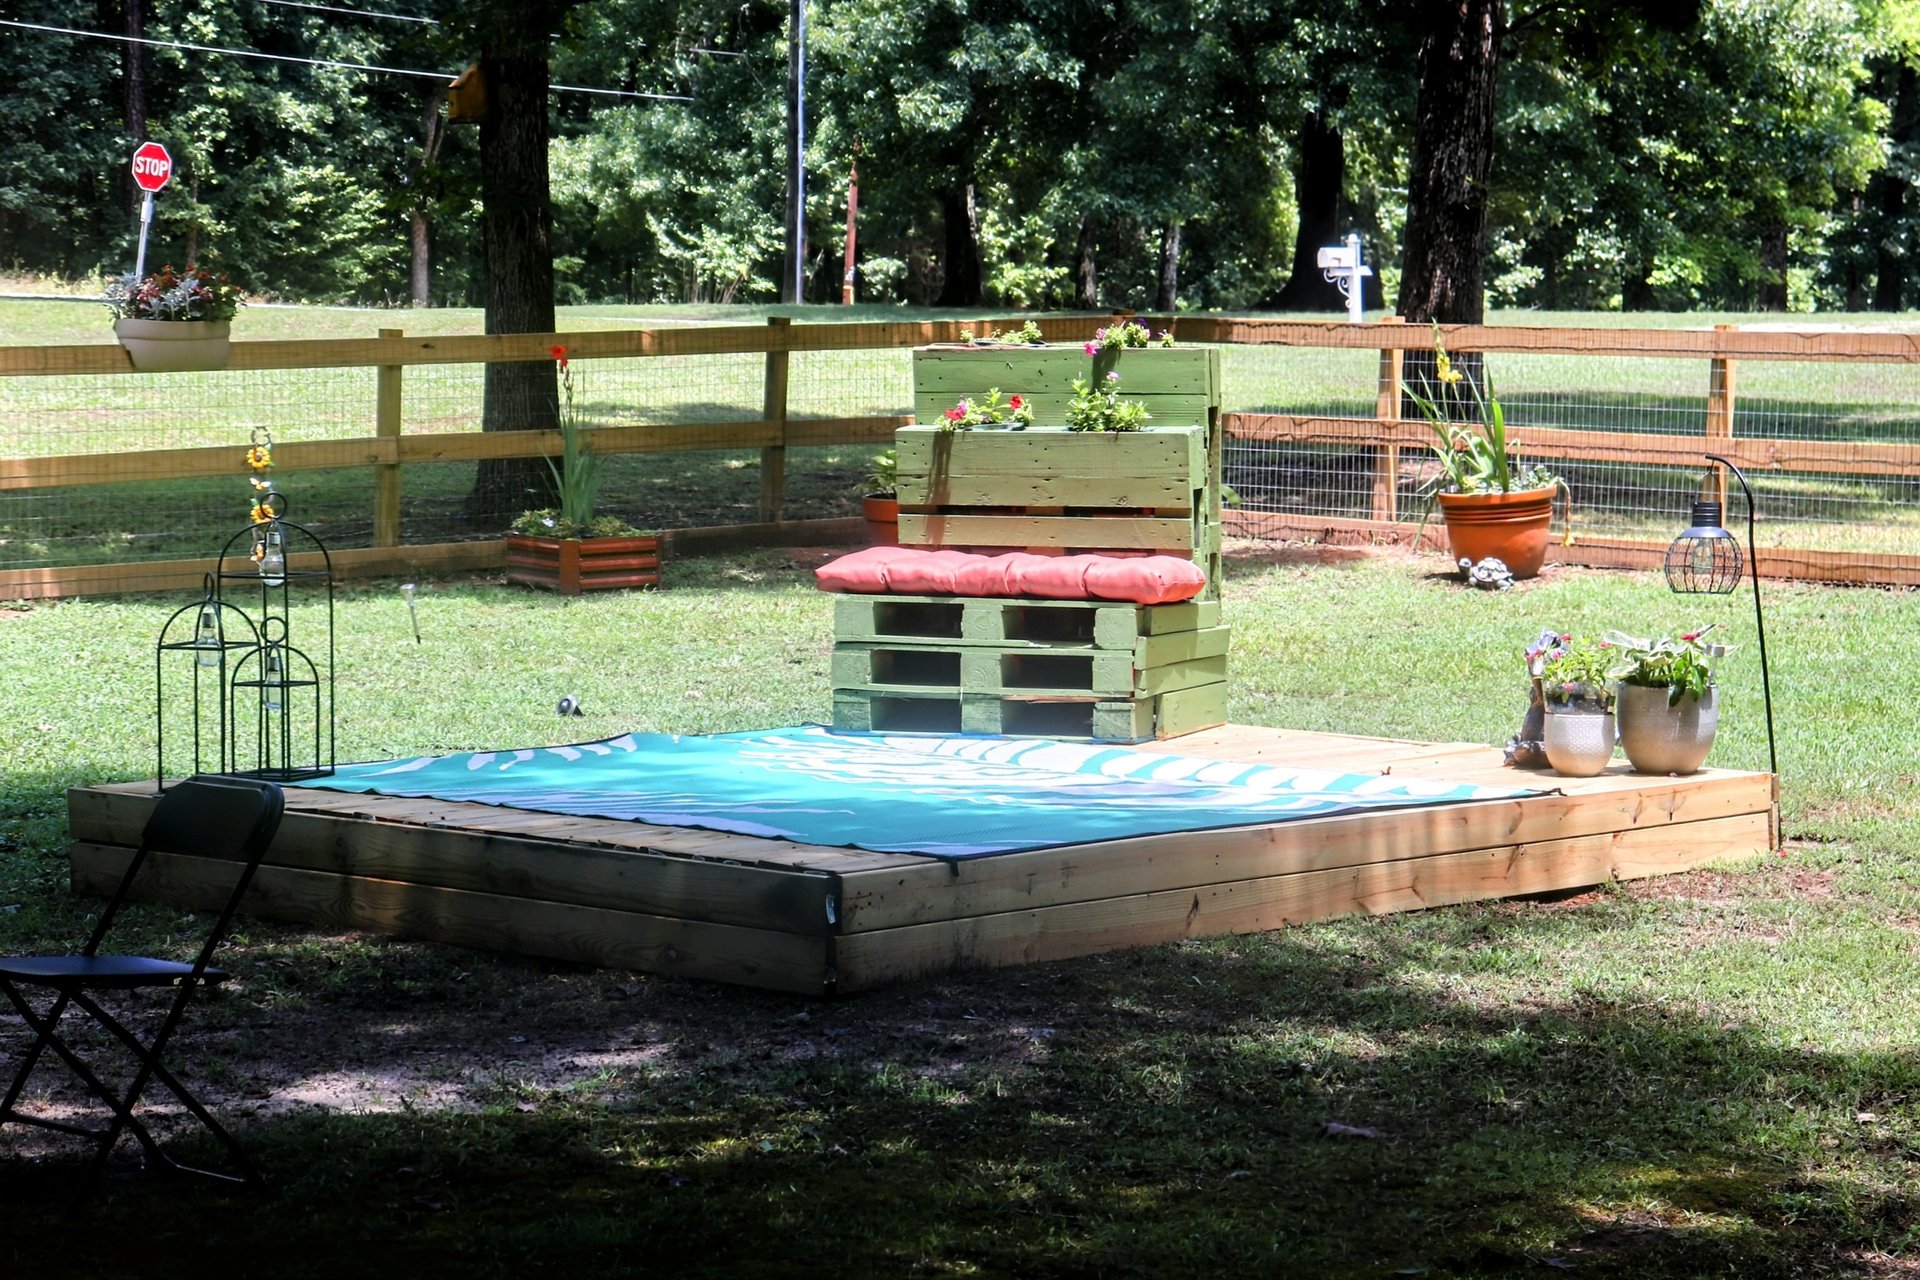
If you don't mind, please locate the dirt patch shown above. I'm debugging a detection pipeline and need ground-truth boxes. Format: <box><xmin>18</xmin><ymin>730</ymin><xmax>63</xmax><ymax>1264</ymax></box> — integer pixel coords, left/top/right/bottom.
<box><xmin>1627</xmin><ymin>863</ymin><xmax>1839</xmax><ymax>905</ymax></box>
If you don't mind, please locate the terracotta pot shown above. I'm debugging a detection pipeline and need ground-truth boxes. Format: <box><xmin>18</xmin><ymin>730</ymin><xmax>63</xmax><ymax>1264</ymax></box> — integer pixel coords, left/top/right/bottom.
<box><xmin>505</xmin><ymin>533</ymin><xmax>661</xmax><ymax>595</ymax></box>
<box><xmin>1436</xmin><ymin>485</ymin><xmax>1557</xmax><ymax>579</ymax></box>
<box><xmin>113</xmin><ymin>317</ymin><xmax>232</xmax><ymax>373</ymax></box>
<box><xmin>862</xmin><ymin>493</ymin><xmax>899</xmax><ymax>546</ymax></box>
<box><xmin>1614</xmin><ymin>682</ymin><xmax>1719</xmax><ymax>775</ymax></box>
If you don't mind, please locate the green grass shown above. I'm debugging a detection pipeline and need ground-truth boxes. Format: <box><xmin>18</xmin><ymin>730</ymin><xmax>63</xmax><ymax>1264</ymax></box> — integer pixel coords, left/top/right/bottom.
<box><xmin>2</xmin><ymin>550</ymin><xmax>1918</xmax><ymax>1277</ymax></box>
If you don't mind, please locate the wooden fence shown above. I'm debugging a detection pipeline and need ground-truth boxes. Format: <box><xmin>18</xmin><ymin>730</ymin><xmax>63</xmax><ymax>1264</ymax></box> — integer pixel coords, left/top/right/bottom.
<box><xmin>4</xmin><ymin>314</ymin><xmax>1919</xmax><ymax>598</ymax></box>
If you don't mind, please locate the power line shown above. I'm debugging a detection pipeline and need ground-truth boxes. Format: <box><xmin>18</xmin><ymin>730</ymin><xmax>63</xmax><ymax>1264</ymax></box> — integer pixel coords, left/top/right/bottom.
<box><xmin>0</xmin><ymin>19</ymin><xmax>695</xmax><ymax>102</ymax></box>
<box><xmin>257</xmin><ymin>0</ymin><xmax>437</xmax><ymax>24</ymax></box>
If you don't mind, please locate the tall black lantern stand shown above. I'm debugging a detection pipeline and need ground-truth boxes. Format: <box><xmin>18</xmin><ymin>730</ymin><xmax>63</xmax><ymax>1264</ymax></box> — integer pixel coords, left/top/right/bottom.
<box><xmin>1663</xmin><ymin>454</ymin><xmax>1777</xmax><ymax>778</ymax></box>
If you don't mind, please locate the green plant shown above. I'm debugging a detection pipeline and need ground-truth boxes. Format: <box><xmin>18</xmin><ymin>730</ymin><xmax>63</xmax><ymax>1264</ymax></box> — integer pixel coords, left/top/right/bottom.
<box><xmin>104</xmin><ymin>264</ymin><xmax>244</xmax><ymax>322</ymax></box>
<box><xmin>1065</xmin><ymin>371</ymin><xmax>1152</xmax><ymax>432</ymax></box>
<box><xmin>939</xmin><ymin>387</ymin><xmax>1034</xmax><ymax>430</ymax></box>
<box><xmin>510</xmin><ymin>344</ymin><xmax>637</xmax><ymax>538</ymax></box>
<box><xmin>1532</xmin><ymin>632</ymin><xmax>1616</xmax><ymax>708</ymax></box>
<box><xmin>864</xmin><ymin>447</ymin><xmax>897</xmax><ymax>496</ymax></box>
<box><xmin>1404</xmin><ymin>324</ymin><xmax>1559</xmax><ymax>496</ymax></box>
<box><xmin>1082</xmin><ymin>319</ymin><xmax>1172</xmax><ymax>354</ymax></box>
<box><xmin>1605</xmin><ymin>625</ymin><xmax>1728</xmax><ymax>703</ymax></box>
<box><xmin>959</xmin><ymin>319</ymin><xmax>1045</xmax><ymax>345</ymax></box>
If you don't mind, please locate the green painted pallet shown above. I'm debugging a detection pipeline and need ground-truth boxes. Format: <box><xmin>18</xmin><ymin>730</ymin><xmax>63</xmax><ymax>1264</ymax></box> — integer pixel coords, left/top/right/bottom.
<box><xmin>831</xmin><ymin>594</ymin><xmax>1222</xmax><ymax>649</ymax></box>
<box><xmin>910</xmin><ymin>346</ymin><xmax>1221</xmax><ymax>430</ymax></box>
<box><xmin>830</xmin><ymin>625</ymin><xmax>1231</xmax><ymax>699</ymax></box>
<box><xmin>830</xmin><ymin>680</ymin><xmax>1230</xmax><ymax>743</ymax></box>
<box><xmin>894</xmin><ymin>425</ymin><xmax>1206</xmax><ymax>511</ymax></box>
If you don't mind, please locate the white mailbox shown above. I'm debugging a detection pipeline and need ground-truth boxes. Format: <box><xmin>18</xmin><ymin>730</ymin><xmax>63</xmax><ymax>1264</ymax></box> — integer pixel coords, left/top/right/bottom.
<box><xmin>1318</xmin><ymin>234</ymin><xmax>1372</xmax><ymax>325</ymax></box>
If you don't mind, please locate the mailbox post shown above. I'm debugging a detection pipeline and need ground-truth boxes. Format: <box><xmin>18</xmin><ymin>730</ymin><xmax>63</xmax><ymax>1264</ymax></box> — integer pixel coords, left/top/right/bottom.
<box><xmin>1317</xmin><ymin>233</ymin><xmax>1372</xmax><ymax>325</ymax></box>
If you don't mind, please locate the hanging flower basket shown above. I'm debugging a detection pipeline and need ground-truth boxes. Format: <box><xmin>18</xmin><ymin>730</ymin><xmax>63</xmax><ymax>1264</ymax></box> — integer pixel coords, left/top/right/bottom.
<box><xmin>113</xmin><ymin>318</ymin><xmax>233</xmax><ymax>373</ymax></box>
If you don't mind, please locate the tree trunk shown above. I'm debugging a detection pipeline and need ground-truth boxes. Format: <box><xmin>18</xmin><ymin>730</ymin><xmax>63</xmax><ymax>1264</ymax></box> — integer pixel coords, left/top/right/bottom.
<box><xmin>468</xmin><ymin>32</ymin><xmax>560</xmax><ymax>524</ymax></box>
<box><xmin>1873</xmin><ymin>63</ymin><xmax>1915</xmax><ymax>311</ymax></box>
<box><xmin>1756</xmin><ymin>218</ymin><xmax>1789</xmax><ymax>311</ymax></box>
<box><xmin>936</xmin><ymin>184</ymin><xmax>983</xmax><ymax>307</ymax></box>
<box><xmin>1396</xmin><ymin>0</ymin><xmax>1503</xmax><ymax>324</ymax></box>
<box><xmin>1074</xmin><ymin>213</ymin><xmax>1099</xmax><ymax>309</ymax></box>
<box><xmin>123</xmin><ymin>0</ymin><xmax>147</xmax><ymax>220</ymax></box>
<box><xmin>1622</xmin><ymin>250</ymin><xmax>1656</xmax><ymax>311</ymax></box>
<box><xmin>1155</xmin><ymin>221</ymin><xmax>1181</xmax><ymax>311</ymax></box>
<box><xmin>1273</xmin><ymin>106</ymin><xmax>1347</xmax><ymax>310</ymax></box>
<box><xmin>411</xmin><ymin>84</ymin><xmax>447</xmax><ymax>308</ymax></box>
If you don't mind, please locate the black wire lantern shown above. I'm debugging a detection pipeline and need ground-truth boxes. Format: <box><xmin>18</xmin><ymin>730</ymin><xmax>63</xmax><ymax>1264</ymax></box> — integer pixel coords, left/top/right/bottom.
<box><xmin>1664</xmin><ymin>455</ymin><xmax>1776</xmax><ymax>778</ymax></box>
<box><xmin>154</xmin><ymin>491</ymin><xmax>335</xmax><ymax>790</ymax></box>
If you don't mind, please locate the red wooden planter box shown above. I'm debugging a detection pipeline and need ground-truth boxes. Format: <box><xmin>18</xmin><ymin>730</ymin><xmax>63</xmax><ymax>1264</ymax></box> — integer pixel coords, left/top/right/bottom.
<box><xmin>505</xmin><ymin>533</ymin><xmax>661</xmax><ymax>595</ymax></box>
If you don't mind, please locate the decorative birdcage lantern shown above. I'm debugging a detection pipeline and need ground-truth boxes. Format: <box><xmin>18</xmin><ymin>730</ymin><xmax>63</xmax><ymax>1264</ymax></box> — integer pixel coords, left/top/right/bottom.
<box><xmin>154</xmin><ymin>491</ymin><xmax>335</xmax><ymax>788</ymax></box>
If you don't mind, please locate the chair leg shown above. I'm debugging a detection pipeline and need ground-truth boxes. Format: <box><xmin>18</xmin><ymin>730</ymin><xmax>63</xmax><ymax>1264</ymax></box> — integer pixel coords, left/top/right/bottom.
<box><xmin>71</xmin><ymin>989</ymin><xmax>260</xmax><ymax>1187</ymax></box>
<box><xmin>1</xmin><ymin>981</ymin><xmax>259</xmax><ymax>1188</ymax></box>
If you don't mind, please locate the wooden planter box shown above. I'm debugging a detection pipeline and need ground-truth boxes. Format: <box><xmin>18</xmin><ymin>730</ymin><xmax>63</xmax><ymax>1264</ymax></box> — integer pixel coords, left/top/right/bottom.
<box><xmin>505</xmin><ymin>533</ymin><xmax>660</xmax><ymax>595</ymax></box>
<box><xmin>911</xmin><ymin>344</ymin><xmax>1221</xmax><ymax>429</ymax></box>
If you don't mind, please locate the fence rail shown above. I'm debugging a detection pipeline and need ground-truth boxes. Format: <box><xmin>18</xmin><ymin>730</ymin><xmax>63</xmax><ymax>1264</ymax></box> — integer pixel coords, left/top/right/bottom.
<box><xmin>3</xmin><ymin>314</ymin><xmax>1918</xmax><ymax>598</ymax></box>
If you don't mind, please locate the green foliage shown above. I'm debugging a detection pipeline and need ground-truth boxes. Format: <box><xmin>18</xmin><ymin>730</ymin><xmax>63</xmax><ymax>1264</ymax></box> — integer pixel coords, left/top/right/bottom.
<box><xmin>103</xmin><ymin>265</ymin><xmax>244</xmax><ymax>322</ymax></box>
<box><xmin>1066</xmin><ymin>372</ymin><xmax>1152</xmax><ymax>432</ymax></box>
<box><xmin>863</xmin><ymin>446</ymin><xmax>897</xmax><ymax>495</ymax></box>
<box><xmin>1604</xmin><ymin>626</ymin><xmax>1731</xmax><ymax>702</ymax></box>
<box><xmin>937</xmin><ymin>387</ymin><xmax>1035</xmax><ymax>430</ymax></box>
<box><xmin>1401</xmin><ymin>326</ymin><xmax>1560</xmax><ymax>495</ymax></box>
<box><xmin>1536</xmin><ymin>634</ymin><xmax>1617</xmax><ymax>707</ymax></box>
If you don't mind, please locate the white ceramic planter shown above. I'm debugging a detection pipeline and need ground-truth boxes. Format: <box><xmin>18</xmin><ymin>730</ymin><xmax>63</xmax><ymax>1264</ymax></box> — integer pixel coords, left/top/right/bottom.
<box><xmin>1542</xmin><ymin>706</ymin><xmax>1616</xmax><ymax>777</ymax></box>
<box><xmin>113</xmin><ymin>317</ymin><xmax>232</xmax><ymax>372</ymax></box>
<box><xmin>1615</xmin><ymin>682</ymin><xmax>1719</xmax><ymax>775</ymax></box>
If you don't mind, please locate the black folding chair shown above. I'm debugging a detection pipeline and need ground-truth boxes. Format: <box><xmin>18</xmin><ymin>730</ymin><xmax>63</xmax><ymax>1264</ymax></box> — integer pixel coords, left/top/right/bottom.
<box><xmin>0</xmin><ymin>775</ymin><xmax>284</xmax><ymax>1188</ymax></box>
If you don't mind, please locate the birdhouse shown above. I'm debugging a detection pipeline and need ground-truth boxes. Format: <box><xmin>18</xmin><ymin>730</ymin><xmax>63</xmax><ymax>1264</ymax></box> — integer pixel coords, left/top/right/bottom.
<box><xmin>447</xmin><ymin>65</ymin><xmax>487</xmax><ymax>124</ymax></box>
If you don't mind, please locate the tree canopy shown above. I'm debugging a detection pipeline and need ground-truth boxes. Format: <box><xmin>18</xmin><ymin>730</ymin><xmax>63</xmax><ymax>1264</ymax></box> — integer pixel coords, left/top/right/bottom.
<box><xmin>3</xmin><ymin>0</ymin><xmax>1914</xmax><ymax>314</ymax></box>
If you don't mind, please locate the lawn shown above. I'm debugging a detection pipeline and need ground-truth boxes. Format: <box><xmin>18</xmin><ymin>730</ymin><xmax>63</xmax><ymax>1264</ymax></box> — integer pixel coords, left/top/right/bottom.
<box><xmin>1</xmin><ymin>545</ymin><xmax>1916</xmax><ymax>1278</ymax></box>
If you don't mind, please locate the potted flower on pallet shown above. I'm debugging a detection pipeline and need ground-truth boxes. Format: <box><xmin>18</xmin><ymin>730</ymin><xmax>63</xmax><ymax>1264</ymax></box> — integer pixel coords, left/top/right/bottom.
<box><xmin>862</xmin><ymin>447</ymin><xmax>899</xmax><ymax>545</ymax></box>
<box><xmin>1405</xmin><ymin>325</ymin><xmax>1567</xmax><ymax>580</ymax></box>
<box><xmin>1604</xmin><ymin>626</ymin><xmax>1728</xmax><ymax>775</ymax></box>
<box><xmin>1536</xmin><ymin>633</ymin><xmax>1618</xmax><ymax>777</ymax></box>
<box><xmin>105</xmin><ymin>264</ymin><xmax>243</xmax><ymax>372</ymax></box>
<box><xmin>506</xmin><ymin>346</ymin><xmax>660</xmax><ymax>595</ymax></box>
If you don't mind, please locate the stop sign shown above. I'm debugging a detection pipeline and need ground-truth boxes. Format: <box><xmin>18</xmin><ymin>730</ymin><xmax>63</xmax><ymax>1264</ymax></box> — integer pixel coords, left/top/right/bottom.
<box><xmin>130</xmin><ymin>142</ymin><xmax>172</xmax><ymax>193</ymax></box>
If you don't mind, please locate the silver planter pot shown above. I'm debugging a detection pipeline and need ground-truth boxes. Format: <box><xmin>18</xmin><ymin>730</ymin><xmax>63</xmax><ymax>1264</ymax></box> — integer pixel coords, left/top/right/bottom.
<box><xmin>1542</xmin><ymin>705</ymin><xmax>1617</xmax><ymax>777</ymax></box>
<box><xmin>1615</xmin><ymin>682</ymin><xmax>1719</xmax><ymax>775</ymax></box>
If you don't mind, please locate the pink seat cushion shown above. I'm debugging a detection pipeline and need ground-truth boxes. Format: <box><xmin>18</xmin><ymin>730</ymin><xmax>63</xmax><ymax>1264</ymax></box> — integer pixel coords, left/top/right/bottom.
<box><xmin>818</xmin><ymin>548</ymin><xmax>1206</xmax><ymax>605</ymax></box>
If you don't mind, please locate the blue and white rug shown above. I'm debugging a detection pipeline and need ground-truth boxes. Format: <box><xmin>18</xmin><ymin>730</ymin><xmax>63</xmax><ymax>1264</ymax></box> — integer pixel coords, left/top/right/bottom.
<box><xmin>297</xmin><ymin>726</ymin><xmax>1541</xmax><ymax>859</ymax></box>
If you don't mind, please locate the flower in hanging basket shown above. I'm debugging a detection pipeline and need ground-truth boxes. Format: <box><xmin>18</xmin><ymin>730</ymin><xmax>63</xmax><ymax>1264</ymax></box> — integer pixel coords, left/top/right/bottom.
<box><xmin>104</xmin><ymin>264</ymin><xmax>244</xmax><ymax>322</ymax></box>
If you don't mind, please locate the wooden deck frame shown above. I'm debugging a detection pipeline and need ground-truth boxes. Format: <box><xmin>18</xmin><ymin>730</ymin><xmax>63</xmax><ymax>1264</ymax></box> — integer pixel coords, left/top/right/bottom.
<box><xmin>65</xmin><ymin>725</ymin><xmax>1778</xmax><ymax>996</ymax></box>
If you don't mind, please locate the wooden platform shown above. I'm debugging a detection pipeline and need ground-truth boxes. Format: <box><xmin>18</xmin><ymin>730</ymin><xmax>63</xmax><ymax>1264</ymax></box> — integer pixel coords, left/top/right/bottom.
<box><xmin>64</xmin><ymin>725</ymin><xmax>1779</xmax><ymax>996</ymax></box>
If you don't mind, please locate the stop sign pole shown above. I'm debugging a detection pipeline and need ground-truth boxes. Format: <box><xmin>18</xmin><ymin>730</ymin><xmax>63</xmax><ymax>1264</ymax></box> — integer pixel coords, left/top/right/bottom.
<box><xmin>129</xmin><ymin>142</ymin><xmax>173</xmax><ymax>281</ymax></box>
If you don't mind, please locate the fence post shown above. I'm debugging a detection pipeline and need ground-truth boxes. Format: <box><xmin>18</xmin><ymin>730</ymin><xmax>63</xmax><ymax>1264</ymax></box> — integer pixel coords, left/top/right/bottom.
<box><xmin>375</xmin><ymin>328</ymin><xmax>403</xmax><ymax>547</ymax></box>
<box><xmin>1373</xmin><ymin>316</ymin><xmax>1405</xmax><ymax>522</ymax></box>
<box><xmin>761</xmin><ymin>316</ymin><xmax>792</xmax><ymax>522</ymax></box>
<box><xmin>1705</xmin><ymin>323</ymin><xmax>1737</xmax><ymax>509</ymax></box>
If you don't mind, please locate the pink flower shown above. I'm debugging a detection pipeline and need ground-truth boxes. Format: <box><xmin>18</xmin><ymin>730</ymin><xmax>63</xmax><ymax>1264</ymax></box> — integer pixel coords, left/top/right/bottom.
<box><xmin>945</xmin><ymin>407</ymin><xmax>964</xmax><ymax>422</ymax></box>
<box><xmin>1083</xmin><ymin>341</ymin><xmax>1099</xmax><ymax>355</ymax></box>
<box><xmin>1106</xmin><ymin>370</ymin><xmax>1120</xmax><ymax>382</ymax></box>
<box><xmin>1008</xmin><ymin>395</ymin><xmax>1022</xmax><ymax>410</ymax></box>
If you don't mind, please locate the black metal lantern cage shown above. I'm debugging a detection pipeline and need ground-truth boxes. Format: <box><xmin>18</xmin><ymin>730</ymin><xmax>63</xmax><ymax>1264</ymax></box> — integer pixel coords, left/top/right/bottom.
<box><xmin>154</xmin><ymin>501</ymin><xmax>335</xmax><ymax>789</ymax></box>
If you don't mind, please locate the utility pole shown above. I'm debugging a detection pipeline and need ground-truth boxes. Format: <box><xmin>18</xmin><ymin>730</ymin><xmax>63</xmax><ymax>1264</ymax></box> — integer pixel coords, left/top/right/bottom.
<box><xmin>784</xmin><ymin>0</ymin><xmax>807</xmax><ymax>304</ymax></box>
<box><xmin>841</xmin><ymin>155</ymin><xmax>858</xmax><ymax>304</ymax></box>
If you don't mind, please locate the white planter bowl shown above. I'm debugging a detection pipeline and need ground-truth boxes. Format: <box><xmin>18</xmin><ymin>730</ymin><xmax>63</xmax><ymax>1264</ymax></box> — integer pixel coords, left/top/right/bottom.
<box><xmin>113</xmin><ymin>317</ymin><xmax>232</xmax><ymax>373</ymax></box>
<box><xmin>1542</xmin><ymin>706</ymin><xmax>1616</xmax><ymax>777</ymax></box>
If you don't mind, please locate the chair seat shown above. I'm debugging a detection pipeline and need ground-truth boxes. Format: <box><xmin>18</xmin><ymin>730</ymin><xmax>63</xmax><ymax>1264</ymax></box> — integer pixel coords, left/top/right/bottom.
<box><xmin>0</xmin><ymin>955</ymin><xmax>230</xmax><ymax>990</ymax></box>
